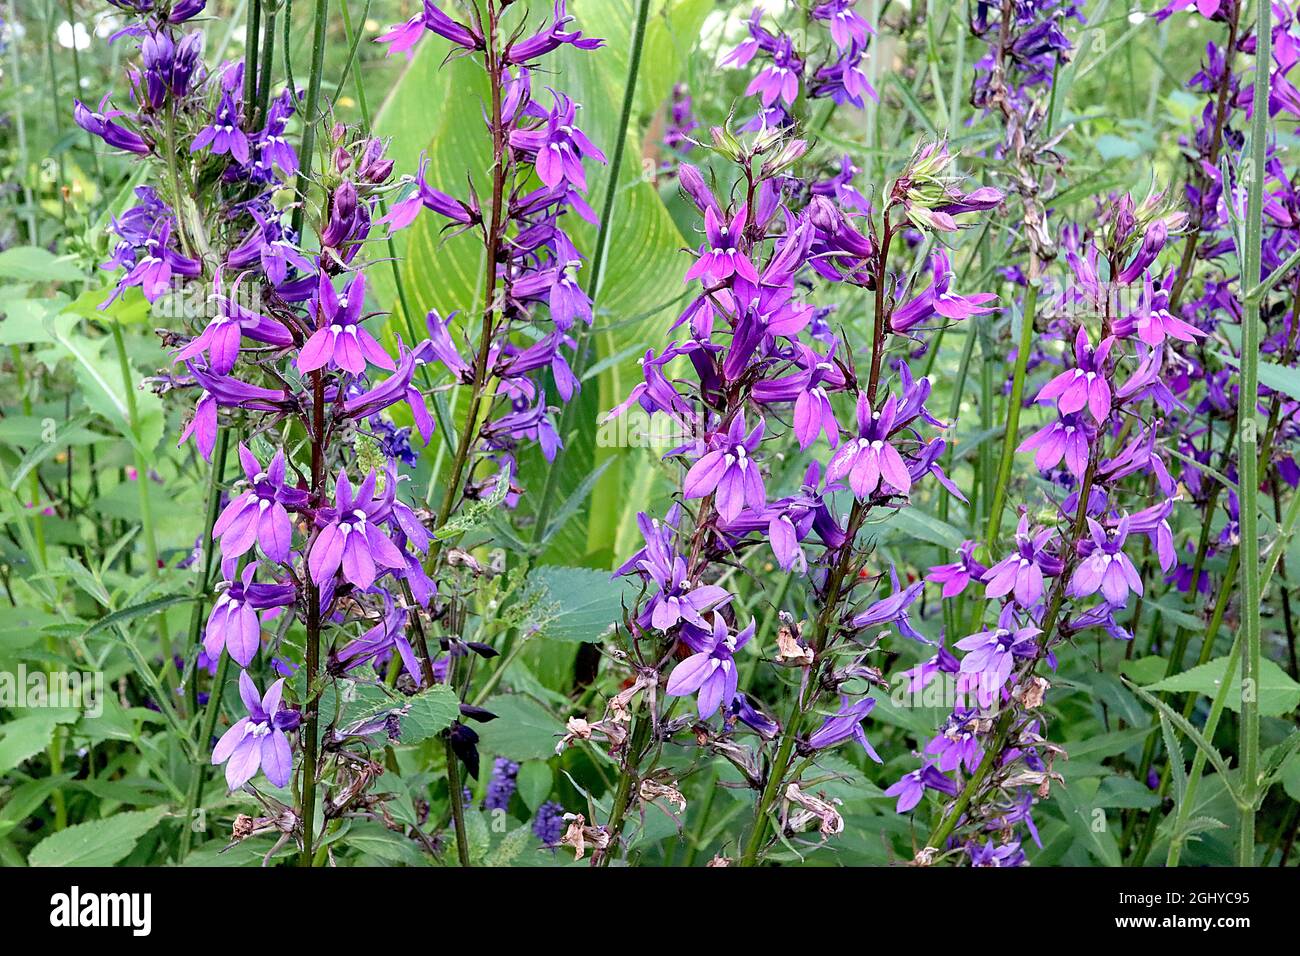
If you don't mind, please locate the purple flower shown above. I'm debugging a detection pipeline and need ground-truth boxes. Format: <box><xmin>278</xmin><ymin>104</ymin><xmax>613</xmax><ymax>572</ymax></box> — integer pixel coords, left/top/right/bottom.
<box><xmin>926</xmin><ymin>540</ymin><xmax>987</xmax><ymax>597</ymax></box>
<box><xmin>211</xmin><ymin>444</ymin><xmax>307</xmax><ymax>562</ymax></box>
<box><xmin>967</xmin><ymin>838</ymin><xmax>1025</xmax><ymax>867</ymax></box>
<box><xmin>116</xmin><ymin>221</ymin><xmax>200</xmax><ymax>302</ymax></box>
<box><xmin>1068</xmin><ymin>516</ymin><xmax>1144</xmax><ymax>606</ymax></box>
<box><xmin>191</xmin><ymin>91</ymin><xmax>250</xmax><ymax>165</ymax></box>
<box><xmin>1115</xmin><ymin>277</ymin><xmax>1207</xmax><ymax>346</ymax></box>
<box><xmin>826</xmin><ymin>393</ymin><xmax>912</xmax><ymax>499</ymax></box>
<box><xmin>981</xmin><ymin>515</ymin><xmax>1060</xmax><ymax>607</ymax></box>
<box><xmin>484</xmin><ymin>757</ymin><xmax>520</xmax><ymax>811</ymax></box>
<box><xmin>506</xmin><ymin>0</ymin><xmax>604</xmax><ymax>63</ymax></box>
<box><xmin>806</xmin><ymin>695</ymin><xmax>882</xmax><ymax>762</ymax></box>
<box><xmin>683</xmin><ymin>414</ymin><xmax>766</xmax><ymax>522</ymax></box>
<box><xmin>893</xmin><ymin>248</ymin><xmax>998</xmax><ymax>333</ymax></box>
<box><xmin>211</xmin><ymin>671</ymin><xmax>299</xmax><ymax>790</ymax></box>
<box><xmin>955</xmin><ymin>609</ymin><xmax>1041</xmax><ymax>697</ymax></box>
<box><xmin>508</xmin><ymin>91</ymin><xmax>606</xmax><ymax>191</ymax></box>
<box><xmin>852</xmin><ymin>567</ymin><xmax>924</xmax><ymax>634</ymax></box>
<box><xmin>813</xmin><ymin>0</ymin><xmax>875</xmax><ymax>50</ymax></box>
<box><xmin>175</xmin><ymin>275</ymin><xmax>292</xmax><ymax>375</ymax></box>
<box><xmin>332</xmin><ymin>600</ymin><xmax>425</xmax><ymax>687</ymax></box>
<box><xmin>924</xmin><ymin>709</ymin><xmax>984</xmax><ymax>773</ymax></box>
<box><xmin>308</xmin><ymin>470</ymin><xmax>407</xmax><ymax>589</ymax></box>
<box><xmin>203</xmin><ymin>562</ymin><xmax>295</xmax><ymax>667</ymax></box>
<box><xmin>298</xmin><ymin>271</ymin><xmax>396</xmax><ymax>375</ymax></box>
<box><xmin>684</xmin><ymin>203</ymin><xmax>760</xmax><ymax>284</ymax></box>
<box><xmin>745</xmin><ymin>34</ymin><xmax>802</xmax><ymax>107</ymax></box>
<box><xmin>1035</xmin><ymin>327</ymin><xmax>1115</xmax><ymax>423</ymax></box>
<box><xmin>74</xmin><ymin>97</ymin><xmax>149</xmax><ymax>154</ymax></box>
<box><xmin>665</xmin><ymin>615</ymin><xmax>754</xmax><ymax>719</ymax></box>
<box><xmin>884</xmin><ymin>763</ymin><xmax>957</xmax><ymax>812</ymax></box>
<box><xmin>1018</xmin><ymin>412</ymin><xmax>1091</xmax><ymax>478</ymax></box>
<box><xmin>532</xmin><ymin>801</ymin><xmax>565</xmax><ymax>846</ymax></box>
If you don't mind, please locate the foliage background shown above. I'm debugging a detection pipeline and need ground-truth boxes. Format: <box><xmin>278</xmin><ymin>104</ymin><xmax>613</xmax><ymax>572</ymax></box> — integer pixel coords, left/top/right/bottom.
<box><xmin>0</xmin><ymin>0</ymin><xmax>1297</xmax><ymax>867</ymax></box>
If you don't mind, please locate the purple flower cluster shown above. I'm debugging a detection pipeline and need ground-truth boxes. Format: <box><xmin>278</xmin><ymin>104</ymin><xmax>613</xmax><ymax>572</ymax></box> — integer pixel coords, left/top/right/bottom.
<box><xmin>595</xmin><ymin>90</ymin><xmax>1001</xmax><ymax>858</ymax></box>
<box><xmin>378</xmin><ymin>0</ymin><xmax>606</xmax><ymax>497</ymax></box>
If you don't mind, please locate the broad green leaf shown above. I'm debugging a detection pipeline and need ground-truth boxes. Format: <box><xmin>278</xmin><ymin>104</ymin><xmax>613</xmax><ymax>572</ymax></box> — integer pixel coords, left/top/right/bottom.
<box><xmin>1280</xmin><ymin>751</ymin><xmax>1300</xmax><ymax>803</ymax></box>
<box><xmin>43</xmin><ymin>315</ymin><xmax>165</xmax><ymax>455</ymax></box>
<box><xmin>1052</xmin><ymin>777</ymin><xmax>1121</xmax><ymax>867</ymax></box>
<box><xmin>515</xmin><ymin>760</ymin><xmax>554</xmax><ymax>812</ymax></box>
<box><xmin>485</xmin><ymin>823</ymin><xmax>535</xmax><ymax>867</ymax></box>
<box><xmin>0</xmin><ymin>246</ymin><xmax>85</xmax><ymax>283</ymax></box>
<box><xmin>476</xmin><ymin>694</ymin><xmax>564</xmax><ymax>761</ymax></box>
<box><xmin>28</xmin><ymin>807</ymin><xmax>168</xmax><ymax>867</ymax></box>
<box><xmin>1146</xmin><ymin>655</ymin><xmax>1300</xmax><ymax>717</ymax></box>
<box><xmin>1217</xmin><ymin>351</ymin><xmax>1300</xmax><ymax>403</ymax></box>
<box><xmin>0</xmin><ymin>713</ymin><xmax>64</xmax><ymax>774</ymax></box>
<box><xmin>396</xmin><ymin>685</ymin><xmax>461</xmax><ymax>744</ymax></box>
<box><xmin>874</xmin><ymin>506</ymin><xmax>966</xmax><ymax>549</ymax></box>
<box><xmin>522</xmin><ymin>565</ymin><xmax>632</xmax><ymax>642</ymax></box>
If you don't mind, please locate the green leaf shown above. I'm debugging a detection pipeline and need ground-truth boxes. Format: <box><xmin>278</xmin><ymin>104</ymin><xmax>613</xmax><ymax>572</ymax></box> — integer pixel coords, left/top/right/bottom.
<box><xmin>80</xmin><ymin>593</ymin><xmax>196</xmax><ymax>639</ymax></box>
<box><xmin>1217</xmin><ymin>351</ymin><xmax>1300</xmax><ymax>403</ymax></box>
<box><xmin>523</xmin><ymin>565</ymin><xmax>632</xmax><ymax>642</ymax></box>
<box><xmin>1052</xmin><ymin>777</ymin><xmax>1121</xmax><ymax>867</ymax></box>
<box><xmin>343</xmin><ymin>823</ymin><xmax>428</xmax><ymax>865</ymax></box>
<box><xmin>1145</xmin><ymin>655</ymin><xmax>1300</xmax><ymax>717</ymax></box>
<box><xmin>1280</xmin><ymin>751</ymin><xmax>1300</xmax><ymax>803</ymax></box>
<box><xmin>1124</xmin><ymin>678</ymin><xmax>1240</xmax><ymax>803</ymax></box>
<box><xmin>476</xmin><ymin>695</ymin><xmax>564</xmax><ymax>762</ymax></box>
<box><xmin>515</xmin><ymin>760</ymin><xmax>554</xmax><ymax>813</ymax></box>
<box><xmin>1117</xmin><ymin>655</ymin><xmax>1170</xmax><ymax>686</ymax></box>
<box><xmin>0</xmin><ymin>246</ymin><xmax>85</xmax><ymax>283</ymax></box>
<box><xmin>874</xmin><ymin>506</ymin><xmax>966</xmax><ymax>549</ymax></box>
<box><xmin>0</xmin><ymin>713</ymin><xmax>63</xmax><ymax>774</ymax></box>
<box><xmin>1160</xmin><ymin>713</ymin><xmax>1188</xmax><ymax>809</ymax></box>
<box><xmin>45</xmin><ymin>315</ymin><xmax>165</xmax><ymax>455</ymax></box>
<box><xmin>396</xmin><ymin>685</ymin><xmax>461</xmax><ymax>745</ymax></box>
<box><xmin>28</xmin><ymin>807</ymin><xmax>168</xmax><ymax>867</ymax></box>
<box><xmin>485</xmin><ymin>823</ymin><xmax>535</xmax><ymax>867</ymax></box>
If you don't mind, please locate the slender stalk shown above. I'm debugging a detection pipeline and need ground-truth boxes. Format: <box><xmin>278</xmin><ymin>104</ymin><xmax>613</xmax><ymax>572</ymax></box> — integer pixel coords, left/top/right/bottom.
<box><xmin>740</xmin><ymin>221</ymin><xmax>897</xmax><ymax>866</ymax></box>
<box><xmin>110</xmin><ymin>323</ymin><xmax>160</xmax><ymax>573</ymax></box>
<box><xmin>299</xmin><ymin>371</ymin><xmax>326</xmax><ymax>866</ymax></box>
<box><xmin>442</xmin><ymin>654</ymin><xmax>471</xmax><ymax>867</ymax></box>
<box><xmin>290</xmin><ymin>0</ymin><xmax>330</xmax><ymax>240</ymax></box>
<box><xmin>427</xmin><ymin>0</ymin><xmax>509</xmax><ymax>563</ymax></box>
<box><xmin>530</xmin><ymin>0</ymin><xmax>653</xmax><ymax>545</ymax></box>
<box><xmin>5</xmin><ymin>0</ymin><xmax>38</xmax><ymax>243</ymax></box>
<box><xmin>926</xmin><ymin>447</ymin><xmax>1102</xmax><ymax>854</ymax></box>
<box><xmin>1234</xmin><ymin>0</ymin><xmax>1270</xmax><ymax>866</ymax></box>
<box><xmin>178</xmin><ymin>651</ymin><xmax>232</xmax><ymax>860</ymax></box>
<box><xmin>983</xmin><ymin>277</ymin><xmax>1038</xmax><ymax>553</ymax></box>
<box><xmin>255</xmin><ymin>1</ymin><xmax>279</xmax><ymax>126</ymax></box>
<box><xmin>594</xmin><ymin>708</ymin><xmax>653</xmax><ymax>867</ymax></box>
<box><xmin>244</xmin><ymin>0</ymin><xmax>262</xmax><ymax>127</ymax></box>
<box><xmin>185</xmin><ymin>430</ymin><xmax>232</xmax><ymax>717</ymax></box>
<box><xmin>1167</xmin><ymin>5</ymin><xmax>1240</xmax><ymax>311</ymax></box>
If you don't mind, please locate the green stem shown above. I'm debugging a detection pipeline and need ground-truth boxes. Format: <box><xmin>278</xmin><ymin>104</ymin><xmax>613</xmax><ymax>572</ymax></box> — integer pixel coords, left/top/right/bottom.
<box><xmin>984</xmin><ymin>278</ymin><xmax>1038</xmax><ymax>553</ymax></box>
<box><xmin>178</xmin><ymin>651</ymin><xmax>232</xmax><ymax>861</ymax></box>
<box><xmin>110</xmin><ymin>323</ymin><xmax>171</xmax><ymax>674</ymax></box>
<box><xmin>595</xmin><ymin>709</ymin><xmax>653</xmax><ymax>867</ymax></box>
<box><xmin>299</xmin><ymin>371</ymin><xmax>325</xmax><ymax>866</ymax></box>
<box><xmin>444</xmin><ymin>743</ymin><xmax>471</xmax><ymax>866</ymax></box>
<box><xmin>244</xmin><ymin>0</ymin><xmax>262</xmax><ymax>127</ymax></box>
<box><xmin>531</xmin><ymin>0</ymin><xmax>653</xmax><ymax>545</ymax></box>
<box><xmin>5</xmin><ymin>0</ymin><xmax>38</xmax><ymax>243</ymax></box>
<box><xmin>290</xmin><ymin>0</ymin><xmax>330</xmax><ymax>240</ymax></box>
<box><xmin>184</xmin><ymin>430</ymin><xmax>232</xmax><ymax>717</ymax></box>
<box><xmin>1235</xmin><ymin>0</ymin><xmax>1269</xmax><ymax>867</ymax></box>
